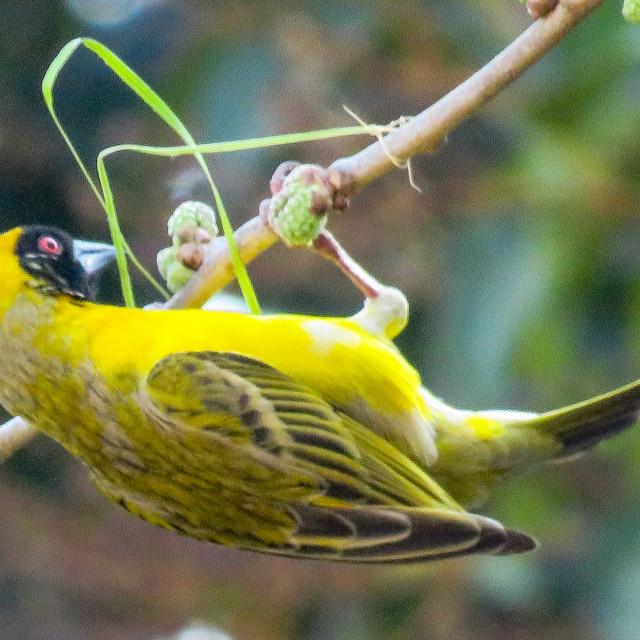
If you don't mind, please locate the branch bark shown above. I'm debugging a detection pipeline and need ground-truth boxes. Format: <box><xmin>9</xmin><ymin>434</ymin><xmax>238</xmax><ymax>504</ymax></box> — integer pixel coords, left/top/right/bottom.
<box><xmin>164</xmin><ymin>0</ymin><xmax>607</xmax><ymax>310</ymax></box>
<box><xmin>330</xmin><ymin>0</ymin><xmax>605</xmax><ymax>190</ymax></box>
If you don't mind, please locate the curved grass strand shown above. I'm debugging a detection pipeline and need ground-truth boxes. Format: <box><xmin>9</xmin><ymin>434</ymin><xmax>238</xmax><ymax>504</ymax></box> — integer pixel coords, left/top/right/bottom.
<box><xmin>96</xmin><ymin>125</ymin><xmax>376</xmax><ymax>160</ymax></box>
<box><xmin>121</xmin><ymin>239</ymin><xmax>171</xmax><ymax>301</ymax></box>
<box><xmin>43</xmin><ymin>38</ymin><xmax>257</xmax><ymax>311</ymax></box>
<box><xmin>43</xmin><ymin>40</ymin><xmax>380</xmax><ymax>310</ymax></box>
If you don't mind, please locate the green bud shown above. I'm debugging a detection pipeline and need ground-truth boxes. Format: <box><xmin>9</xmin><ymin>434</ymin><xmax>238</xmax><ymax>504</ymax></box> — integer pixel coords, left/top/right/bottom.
<box><xmin>167</xmin><ymin>201</ymin><xmax>218</xmax><ymax>241</ymax></box>
<box><xmin>157</xmin><ymin>245</ymin><xmax>192</xmax><ymax>292</ymax></box>
<box><xmin>156</xmin><ymin>246</ymin><xmax>174</xmax><ymax>281</ymax></box>
<box><xmin>158</xmin><ymin>201</ymin><xmax>218</xmax><ymax>293</ymax></box>
<box><xmin>158</xmin><ymin>248</ymin><xmax>197</xmax><ymax>292</ymax></box>
<box><xmin>166</xmin><ymin>260</ymin><xmax>196</xmax><ymax>293</ymax></box>
<box><xmin>623</xmin><ymin>0</ymin><xmax>640</xmax><ymax>23</ymax></box>
<box><xmin>268</xmin><ymin>178</ymin><xmax>328</xmax><ymax>247</ymax></box>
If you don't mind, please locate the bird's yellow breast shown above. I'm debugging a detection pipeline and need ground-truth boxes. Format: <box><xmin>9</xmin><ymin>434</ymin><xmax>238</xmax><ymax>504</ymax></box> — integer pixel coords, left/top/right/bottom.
<box><xmin>78</xmin><ymin>303</ymin><xmax>427</xmax><ymax>421</ymax></box>
<box><xmin>0</xmin><ymin>246</ymin><xmax>439</xmax><ymax>466</ymax></box>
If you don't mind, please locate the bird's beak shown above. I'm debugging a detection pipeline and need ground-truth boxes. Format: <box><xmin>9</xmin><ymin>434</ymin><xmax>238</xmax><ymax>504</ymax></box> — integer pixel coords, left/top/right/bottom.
<box><xmin>73</xmin><ymin>239</ymin><xmax>117</xmax><ymax>275</ymax></box>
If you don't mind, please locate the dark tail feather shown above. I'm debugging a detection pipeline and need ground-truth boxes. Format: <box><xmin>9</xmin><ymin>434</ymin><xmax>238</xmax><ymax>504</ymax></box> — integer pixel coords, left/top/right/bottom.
<box><xmin>279</xmin><ymin>504</ymin><xmax>536</xmax><ymax>564</ymax></box>
<box><xmin>517</xmin><ymin>379</ymin><xmax>640</xmax><ymax>457</ymax></box>
<box><xmin>366</xmin><ymin>514</ymin><xmax>536</xmax><ymax>565</ymax></box>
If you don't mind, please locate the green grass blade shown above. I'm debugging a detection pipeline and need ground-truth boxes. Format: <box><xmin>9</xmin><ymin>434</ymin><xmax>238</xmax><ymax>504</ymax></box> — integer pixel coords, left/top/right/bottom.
<box><xmin>43</xmin><ymin>39</ymin><xmax>380</xmax><ymax>311</ymax></box>
<box><xmin>95</xmin><ymin>126</ymin><xmax>373</xmax><ymax>159</ymax></box>
<box><xmin>42</xmin><ymin>39</ymin><xmax>106</xmax><ymax>209</ymax></box>
<box><xmin>95</xmin><ymin>157</ymin><xmax>136</xmax><ymax>307</ymax></box>
<box><xmin>122</xmin><ymin>239</ymin><xmax>170</xmax><ymax>301</ymax></box>
<box><xmin>43</xmin><ymin>37</ymin><xmax>258</xmax><ymax>311</ymax></box>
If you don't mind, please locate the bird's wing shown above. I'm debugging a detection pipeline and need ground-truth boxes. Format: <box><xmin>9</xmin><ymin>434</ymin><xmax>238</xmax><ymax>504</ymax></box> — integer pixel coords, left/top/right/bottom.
<box><xmin>142</xmin><ymin>350</ymin><xmax>534</xmax><ymax>562</ymax></box>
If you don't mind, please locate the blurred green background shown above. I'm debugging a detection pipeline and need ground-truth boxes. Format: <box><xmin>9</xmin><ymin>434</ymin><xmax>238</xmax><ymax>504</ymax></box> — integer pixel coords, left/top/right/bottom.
<box><xmin>2</xmin><ymin>0</ymin><xmax>640</xmax><ymax>638</ymax></box>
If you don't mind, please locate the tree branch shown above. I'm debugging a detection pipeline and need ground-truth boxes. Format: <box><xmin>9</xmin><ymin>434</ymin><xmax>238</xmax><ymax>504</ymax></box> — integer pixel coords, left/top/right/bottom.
<box><xmin>329</xmin><ymin>0</ymin><xmax>606</xmax><ymax>190</ymax></box>
<box><xmin>164</xmin><ymin>0</ymin><xmax>607</xmax><ymax>310</ymax></box>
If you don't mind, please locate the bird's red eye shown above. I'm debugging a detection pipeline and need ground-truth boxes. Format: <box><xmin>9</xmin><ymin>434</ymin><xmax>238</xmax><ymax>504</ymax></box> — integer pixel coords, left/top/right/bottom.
<box><xmin>38</xmin><ymin>236</ymin><xmax>62</xmax><ymax>255</ymax></box>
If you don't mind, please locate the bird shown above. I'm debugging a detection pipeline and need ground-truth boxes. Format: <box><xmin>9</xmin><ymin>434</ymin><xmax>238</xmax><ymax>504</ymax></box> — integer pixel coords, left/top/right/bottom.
<box><xmin>0</xmin><ymin>224</ymin><xmax>638</xmax><ymax>564</ymax></box>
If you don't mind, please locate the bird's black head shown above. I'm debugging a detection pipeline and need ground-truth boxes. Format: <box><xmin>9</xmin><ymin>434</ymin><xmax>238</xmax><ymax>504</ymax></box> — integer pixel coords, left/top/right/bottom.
<box><xmin>15</xmin><ymin>226</ymin><xmax>116</xmax><ymax>301</ymax></box>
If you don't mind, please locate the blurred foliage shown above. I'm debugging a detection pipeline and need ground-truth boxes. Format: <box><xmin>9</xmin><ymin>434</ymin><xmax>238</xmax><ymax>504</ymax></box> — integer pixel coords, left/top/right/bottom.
<box><xmin>2</xmin><ymin>0</ymin><xmax>640</xmax><ymax>639</ymax></box>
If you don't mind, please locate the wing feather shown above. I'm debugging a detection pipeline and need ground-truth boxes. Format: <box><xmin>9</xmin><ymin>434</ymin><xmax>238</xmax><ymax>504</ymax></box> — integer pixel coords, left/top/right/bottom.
<box><xmin>140</xmin><ymin>350</ymin><xmax>535</xmax><ymax>562</ymax></box>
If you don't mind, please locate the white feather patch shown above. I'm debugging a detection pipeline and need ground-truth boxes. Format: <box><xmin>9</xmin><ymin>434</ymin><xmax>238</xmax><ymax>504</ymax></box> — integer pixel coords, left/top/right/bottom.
<box><xmin>301</xmin><ymin>320</ymin><xmax>362</xmax><ymax>356</ymax></box>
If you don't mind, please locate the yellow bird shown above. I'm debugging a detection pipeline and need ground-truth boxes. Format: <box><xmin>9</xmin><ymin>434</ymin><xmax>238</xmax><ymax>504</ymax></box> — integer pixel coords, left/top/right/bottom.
<box><xmin>0</xmin><ymin>225</ymin><xmax>638</xmax><ymax>563</ymax></box>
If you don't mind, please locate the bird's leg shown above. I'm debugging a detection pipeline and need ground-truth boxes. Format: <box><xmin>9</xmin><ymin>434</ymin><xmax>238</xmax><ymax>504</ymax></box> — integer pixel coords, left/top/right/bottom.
<box><xmin>263</xmin><ymin>162</ymin><xmax>410</xmax><ymax>339</ymax></box>
<box><xmin>312</xmin><ymin>231</ymin><xmax>380</xmax><ymax>298</ymax></box>
<box><xmin>0</xmin><ymin>417</ymin><xmax>38</xmax><ymax>463</ymax></box>
<box><xmin>312</xmin><ymin>230</ymin><xmax>409</xmax><ymax>340</ymax></box>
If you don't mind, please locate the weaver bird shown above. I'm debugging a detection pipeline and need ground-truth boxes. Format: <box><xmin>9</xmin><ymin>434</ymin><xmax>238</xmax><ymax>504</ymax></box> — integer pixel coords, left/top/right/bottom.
<box><xmin>0</xmin><ymin>225</ymin><xmax>638</xmax><ymax>563</ymax></box>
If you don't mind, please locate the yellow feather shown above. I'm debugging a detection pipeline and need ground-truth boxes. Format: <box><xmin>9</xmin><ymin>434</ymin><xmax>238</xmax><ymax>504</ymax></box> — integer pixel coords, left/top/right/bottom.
<box><xmin>1</xmin><ymin>225</ymin><xmax>639</xmax><ymax>562</ymax></box>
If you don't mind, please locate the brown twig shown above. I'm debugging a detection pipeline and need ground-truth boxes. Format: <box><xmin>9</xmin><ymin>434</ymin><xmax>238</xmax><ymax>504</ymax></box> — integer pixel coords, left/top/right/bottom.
<box><xmin>329</xmin><ymin>0</ymin><xmax>606</xmax><ymax>191</ymax></box>
<box><xmin>164</xmin><ymin>0</ymin><xmax>607</xmax><ymax>311</ymax></box>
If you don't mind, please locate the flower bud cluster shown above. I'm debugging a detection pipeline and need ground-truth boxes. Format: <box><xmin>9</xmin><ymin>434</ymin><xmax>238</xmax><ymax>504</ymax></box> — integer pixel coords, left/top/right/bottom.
<box><xmin>157</xmin><ymin>201</ymin><xmax>218</xmax><ymax>292</ymax></box>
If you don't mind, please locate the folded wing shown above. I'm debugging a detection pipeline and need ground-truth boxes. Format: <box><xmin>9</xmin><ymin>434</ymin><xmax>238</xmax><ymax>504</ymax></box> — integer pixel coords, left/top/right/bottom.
<box><xmin>143</xmin><ymin>350</ymin><xmax>535</xmax><ymax>562</ymax></box>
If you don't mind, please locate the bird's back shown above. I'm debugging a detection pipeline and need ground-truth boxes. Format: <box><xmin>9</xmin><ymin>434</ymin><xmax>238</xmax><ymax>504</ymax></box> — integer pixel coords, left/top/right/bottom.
<box><xmin>3</xmin><ymin>298</ymin><xmax>439</xmax><ymax>468</ymax></box>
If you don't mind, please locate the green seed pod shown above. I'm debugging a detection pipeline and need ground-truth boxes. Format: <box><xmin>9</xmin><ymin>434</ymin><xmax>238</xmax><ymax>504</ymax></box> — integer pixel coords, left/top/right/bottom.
<box><xmin>157</xmin><ymin>246</ymin><xmax>193</xmax><ymax>292</ymax></box>
<box><xmin>268</xmin><ymin>177</ymin><xmax>328</xmax><ymax>247</ymax></box>
<box><xmin>167</xmin><ymin>201</ymin><xmax>218</xmax><ymax>242</ymax></box>
<box><xmin>165</xmin><ymin>260</ymin><xmax>197</xmax><ymax>293</ymax></box>
<box><xmin>156</xmin><ymin>246</ymin><xmax>174</xmax><ymax>282</ymax></box>
<box><xmin>158</xmin><ymin>201</ymin><xmax>218</xmax><ymax>293</ymax></box>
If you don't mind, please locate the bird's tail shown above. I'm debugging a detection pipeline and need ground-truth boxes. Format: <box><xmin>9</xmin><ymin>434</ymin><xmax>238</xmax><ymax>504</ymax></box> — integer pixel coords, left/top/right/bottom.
<box><xmin>505</xmin><ymin>378</ymin><xmax>640</xmax><ymax>459</ymax></box>
<box><xmin>427</xmin><ymin>380</ymin><xmax>640</xmax><ymax>507</ymax></box>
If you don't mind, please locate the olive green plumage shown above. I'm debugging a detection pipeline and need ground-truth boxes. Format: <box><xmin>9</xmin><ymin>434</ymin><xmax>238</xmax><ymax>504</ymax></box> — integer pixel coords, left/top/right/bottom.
<box><xmin>0</xmin><ymin>225</ymin><xmax>639</xmax><ymax>563</ymax></box>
